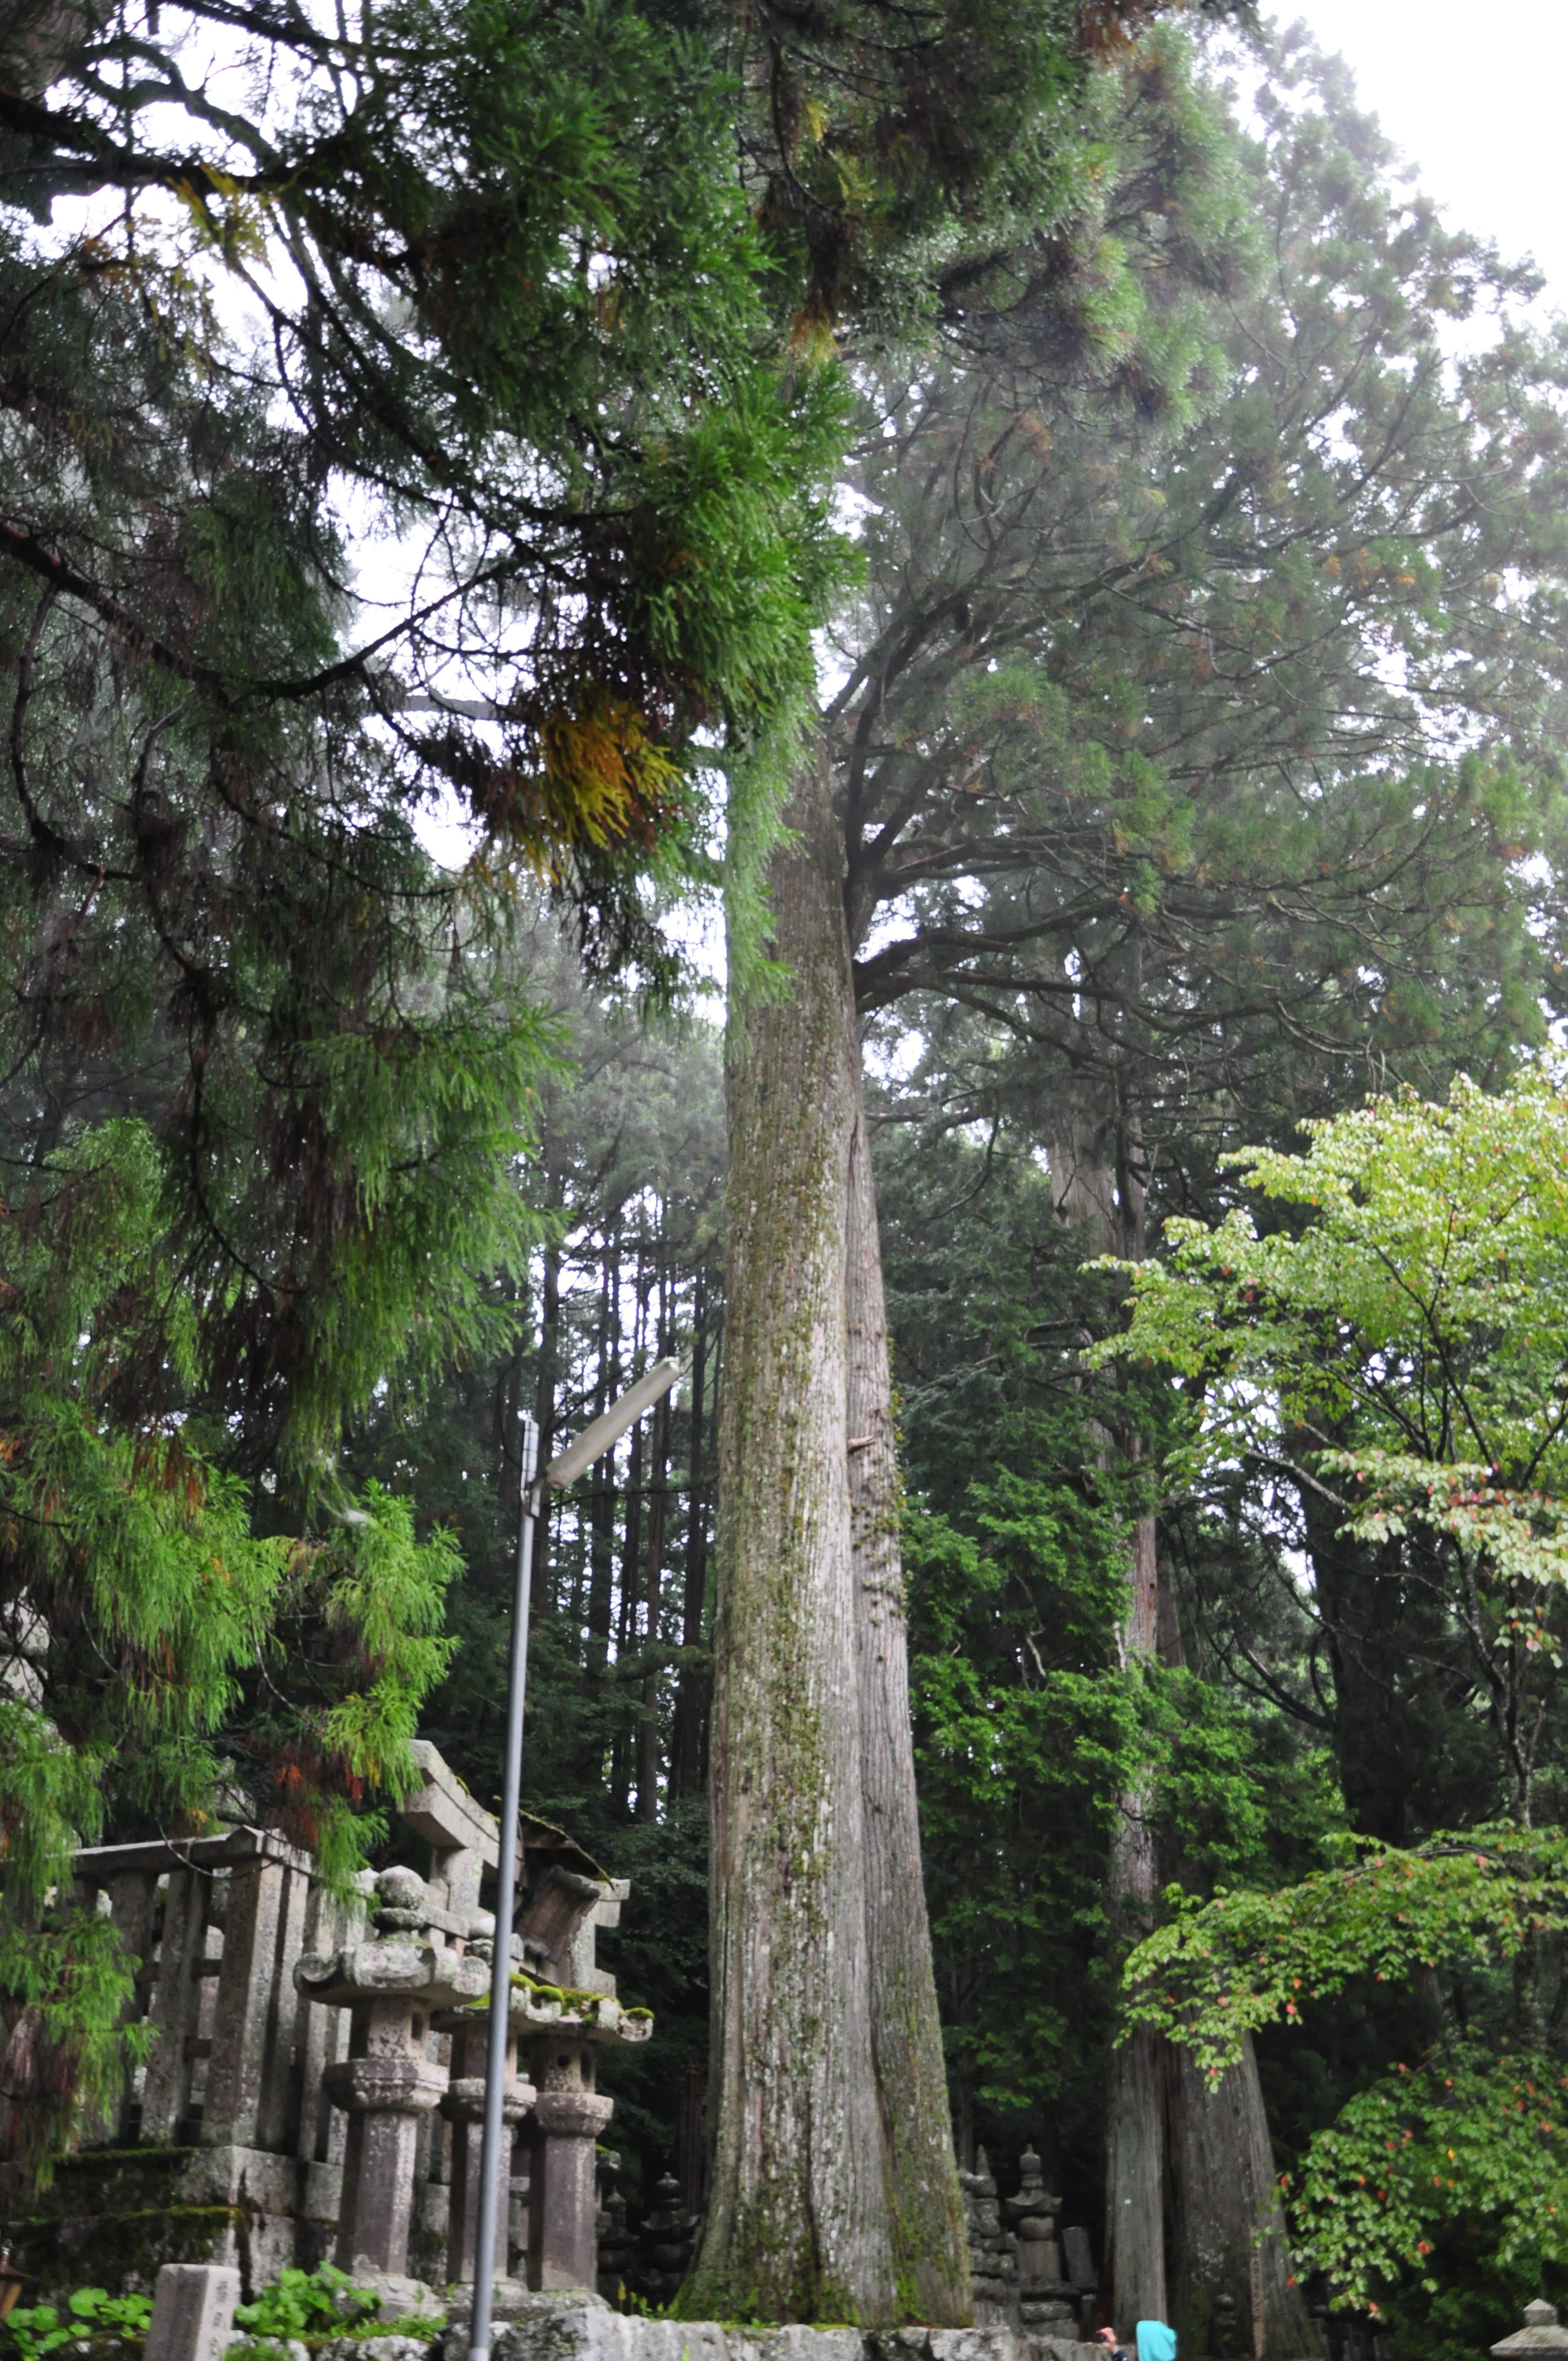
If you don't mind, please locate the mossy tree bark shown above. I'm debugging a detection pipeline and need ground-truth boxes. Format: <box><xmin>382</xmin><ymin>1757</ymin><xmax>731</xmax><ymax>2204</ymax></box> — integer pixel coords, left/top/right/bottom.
<box><xmin>684</xmin><ymin>751</ymin><xmax>895</xmax><ymax>2324</ymax></box>
<box><xmin>1168</xmin><ymin>2032</ymin><xmax>1313</xmax><ymax>2360</ymax></box>
<box><xmin>846</xmin><ymin>1084</ymin><xmax>974</xmax><ymax>2326</ymax></box>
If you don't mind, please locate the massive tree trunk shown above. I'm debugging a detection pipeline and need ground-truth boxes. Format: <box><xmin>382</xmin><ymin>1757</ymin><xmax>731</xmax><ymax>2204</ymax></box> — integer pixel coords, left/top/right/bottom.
<box><xmin>846</xmin><ymin>1084</ymin><xmax>973</xmax><ymax>2325</ymax></box>
<box><xmin>1167</xmin><ymin>2032</ymin><xmax>1311</xmax><ymax>2360</ymax></box>
<box><xmin>684</xmin><ymin>753</ymin><xmax>894</xmax><ymax>2323</ymax></box>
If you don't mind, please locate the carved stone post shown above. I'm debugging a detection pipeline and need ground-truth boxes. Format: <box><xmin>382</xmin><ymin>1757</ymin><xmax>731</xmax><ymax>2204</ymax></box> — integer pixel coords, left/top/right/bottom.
<box><xmin>526</xmin><ymin>2040</ymin><xmax>613</xmax><ymax>2293</ymax></box>
<box><xmin>440</xmin><ymin>2011</ymin><xmax>534</xmax><ymax>2284</ymax></box>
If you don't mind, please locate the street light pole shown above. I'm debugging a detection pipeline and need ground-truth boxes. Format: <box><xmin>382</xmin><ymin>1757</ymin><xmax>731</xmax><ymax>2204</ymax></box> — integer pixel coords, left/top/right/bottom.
<box><xmin>467</xmin><ymin>1357</ymin><xmax>681</xmax><ymax>2361</ymax></box>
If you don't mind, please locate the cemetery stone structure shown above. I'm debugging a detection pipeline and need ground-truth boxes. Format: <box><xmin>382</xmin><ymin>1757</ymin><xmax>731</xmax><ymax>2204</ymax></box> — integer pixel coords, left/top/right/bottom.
<box><xmin>960</xmin><ymin>2151</ymin><xmax>1097</xmax><ymax>2340</ymax></box>
<box><xmin>0</xmin><ymin>1743</ymin><xmax>649</xmax><ymax>2306</ymax></box>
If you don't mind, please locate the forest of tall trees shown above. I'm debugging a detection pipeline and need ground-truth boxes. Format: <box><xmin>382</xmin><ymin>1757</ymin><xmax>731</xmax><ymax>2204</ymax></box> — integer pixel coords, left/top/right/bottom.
<box><xmin>8</xmin><ymin>0</ymin><xmax>1568</xmax><ymax>2354</ymax></box>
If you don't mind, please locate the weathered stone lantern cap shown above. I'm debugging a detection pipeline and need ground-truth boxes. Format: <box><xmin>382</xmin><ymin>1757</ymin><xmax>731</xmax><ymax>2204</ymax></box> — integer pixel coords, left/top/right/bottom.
<box><xmin>293</xmin><ymin>1936</ymin><xmax>488</xmax><ymax>2010</ymax></box>
<box><xmin>1492</xmin><ymin>2303</ymin><xmax>1568</xmax><ymax>2357</ymax></box>
<box><xmin>434</xmin><ymin>1979</ymin><xmax>653</xmax><ymax>2044</ymax></box>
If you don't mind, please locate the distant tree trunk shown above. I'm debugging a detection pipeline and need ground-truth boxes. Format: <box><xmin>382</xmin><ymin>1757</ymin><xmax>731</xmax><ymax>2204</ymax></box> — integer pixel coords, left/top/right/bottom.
<box><xmin>1157</xmin><ymin>1554</ymin><xmax>1313</xmax><ymax>2361</ymax></box>
<box><xmin>671</xmin><ymin>1269</ymin><xmax>711</xmax><ymax>1799</ymax></box>
<box><xmin>1048</xmin><ymin>1082</ymin><xmax>1303</xmax><ymax>2344</ymax></box>
<box><xmin>611</xmin><ymin>1430</ymin><xmax>643</xmax><ymax>1815</ymax></box>
<box><xmin>845</xmin><ymin>1084</ymin><xmax>973</xmax><ymax>2326</ymax></box>
<box><xmin>532</xmin><ymin>1145</ymin><xmax>564</xmax><ymax>1614</ymax></box>
<box><xmin>684</xmin><ymin>751</ymin><xmax>894</xmax><ymax>2324</ymax></box>
<box><xmin>636</xmin><ymin>1340</ymin><xmax>672</xmax><ymax>1823</ymax></box>
<box><xmin>585</xmin><ymin>1225</ymin><xmax>622</xmax><ymax>1682</ymax></box>
<box><xmin>1103</xmin><ymin>1505</ymin><xmax>1169</xmax><ymax>2336</ymax></box>
<box><xmin>1044</xmin><ymin>1094</ymin><xmax>1169</xmax><ymax>2333</ymax></box>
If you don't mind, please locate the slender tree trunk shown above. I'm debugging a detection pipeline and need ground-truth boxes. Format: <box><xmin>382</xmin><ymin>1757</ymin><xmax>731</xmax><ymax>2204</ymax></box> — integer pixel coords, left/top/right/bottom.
<box><xmin>585</xmin><ymin>1225</ymin><xmax>622</xmax><ymax>1682</ymax></box>
<box><xmin>533</xmin><ymin>1171</ymin><xmax>564</xmax><ymax>1615</ymax></box>
<box><xmin>1103</xmin><ymin>1509</ymin><xmax>1169</xmax><ymax>2335</ymax></box>
<box><xmin>684</xmin><ymin>752</ymin><xmax>894</xmax><ymax>2324</ymax></box>
<box><xmin>672</xmin><ymin>1270</ymin><xmax>710</xmax><ymax>1799</ymax></box>
<box><xmin>1050</xmin><ymin>1088</ymin><xmax>1304</xmax><ymax>2346</ymax></box>
<box><xmin>845</xmin><ymin>1082</ymin><xmax>972</xmax><ymax>2324</ymax></box>
<box><xmin>1045</xmin><ymin>1092</ymin><xmax>1169</xmax><ymax>2333</ymax></box>
<box><xmin>1161</xmin><ymin>1538</ymin><xmax>1313</xmax><ymax>2361</ymax></box>
<box><xmin>636</xmin><ymin>1356</ymin><xmax>672</xmax><ymax>1823</ymax></box>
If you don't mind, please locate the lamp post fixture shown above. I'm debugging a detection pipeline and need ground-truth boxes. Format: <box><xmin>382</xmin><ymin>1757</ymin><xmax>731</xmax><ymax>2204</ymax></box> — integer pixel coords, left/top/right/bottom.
<box><xmin>468</xmin><ymin>1357</ymin><xmax>682</xmax><ymax>2361</ymax></box>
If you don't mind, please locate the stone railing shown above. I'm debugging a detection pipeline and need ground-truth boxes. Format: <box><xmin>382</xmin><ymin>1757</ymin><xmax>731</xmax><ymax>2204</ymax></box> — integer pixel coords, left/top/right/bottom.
<box><xmin>2</xmin><ymin>1745</ymin><xmax>650</xmax><ymax>2310</ymax></box>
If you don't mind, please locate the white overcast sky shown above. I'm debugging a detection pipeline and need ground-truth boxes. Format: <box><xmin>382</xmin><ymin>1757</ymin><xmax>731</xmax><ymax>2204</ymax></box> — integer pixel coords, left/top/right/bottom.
<box><xmin>1288</xmin><ymin>2</ymin><xmax>1568</xmax><ymax>307</ymax></box>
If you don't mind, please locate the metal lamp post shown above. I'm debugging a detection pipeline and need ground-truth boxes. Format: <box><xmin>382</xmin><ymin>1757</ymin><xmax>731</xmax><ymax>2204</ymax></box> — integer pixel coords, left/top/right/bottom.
<box><xmin>467</xmin><ymin>1357</ymin><xmax>682</xmax><ymax>2361</ymax></box>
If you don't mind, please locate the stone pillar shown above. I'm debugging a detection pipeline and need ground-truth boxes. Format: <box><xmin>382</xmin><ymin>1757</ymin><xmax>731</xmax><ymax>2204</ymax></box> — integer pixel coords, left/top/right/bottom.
<box><xmin>526</xmin><ymin>2041</ymin><xmax>613</xmax><ymax>2292</ymax></box>
<box><xmin>442</xmin><ymin>2017</ymin><xmax>535</xmax><ymax>2284</ymax></box>
<box><xmin>83</xmin><ymin>1865</ymin><xmax>161</xmax><ymax>2142</ymax></box>
<box><xmin>203</xmin><ymin>1849</ymin><xmax>287</xmax><ymax>2150</ymax></box>
<box><xmin>255</xmin><ymin>1862</ymin><xmax>311</xmax><ymax>2154</ymax></box>
<box><xmin>298</xmin><ymin>1863</ymin><xmax>486</xmax><ymax>2293</ymax></box>
<box><xmin>143</xmin><ymin>2265</ymin><xmax>240</xmax><ymax>2361</ymax></box>
<box><xmin>325</xmin><ymin>1993</ymin><xmax>447</xmax><ymax>2277</ymax></box>
<box><xmin>142</xmin><ymin>1868</ymin><xmax>211</xmax><ymax>2143</ymax></box>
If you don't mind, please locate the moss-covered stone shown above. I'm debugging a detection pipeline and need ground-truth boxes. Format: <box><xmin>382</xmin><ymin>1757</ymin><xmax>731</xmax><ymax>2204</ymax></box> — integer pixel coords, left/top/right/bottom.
<box><xmin>2</xmin><ymin>2203</ymin><xmax>243</xmax><ymax>2300</ymax></box>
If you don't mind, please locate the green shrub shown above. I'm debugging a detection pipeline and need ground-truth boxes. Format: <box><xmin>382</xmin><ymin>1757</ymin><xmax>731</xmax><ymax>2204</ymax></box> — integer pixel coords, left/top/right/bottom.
<box><xmin>232</xmin><ymin>2268</ymin><xmax>378</xmax><ymax>2341</ymax></box>
<box><xmin>3</xmin><ymin>2289</ymin><xmax>153</xmax><ymax>2361</ymax></box>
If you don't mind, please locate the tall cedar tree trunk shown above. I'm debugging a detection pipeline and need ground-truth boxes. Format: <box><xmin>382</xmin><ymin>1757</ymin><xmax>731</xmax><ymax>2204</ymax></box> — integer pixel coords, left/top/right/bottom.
<box><xmin>686</xmin><ymin>753</ymin><xmax>895</xmax><ymax>2321</ymax></box>
<box><xmin>1156</xmin><ymin>1562</ymin><xmax>1310</xmax><ymax>2359</ymax></box>
<box><xmin>1046</xmin><ymin>1101</ymin><xmax>1304</xmax><ymax>2349</ymax></box>
<box><xmin>1044</xmin><ymin>1106</ymin><xmax>1167</xmax><ymax>2331</ymax></box>
<box><xmin>1167</xmin><ymin>2032</ymin><xmax>1310</xmax><ymax>2360</ymax></box>
<box><xmin>846</xmin><ymin>1083</ymin><xmax>974</xmax><ymax>2323</ymax></box>
<box><xmin>1104</xmin><ymin>1504</ymin><xmax>1169</xmax><ymax>2333</ymax></box>
<box><xmin>585</xmin><ymin>1227</ymin><xmax>622</xmax><ymax>1679</ymax></box>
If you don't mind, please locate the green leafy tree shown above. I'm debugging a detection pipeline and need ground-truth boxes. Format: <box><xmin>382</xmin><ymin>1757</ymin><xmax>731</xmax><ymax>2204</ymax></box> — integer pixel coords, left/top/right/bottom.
<box><xmin>1101</xmin><ymin>1075</ymin><xmax>1568</xmax><ymax>1836</ymax></box>
<box><xmin>1104</xmin><ymin>1078</ymin><xmax>1568</xmax><ymax>2329</ymax></box>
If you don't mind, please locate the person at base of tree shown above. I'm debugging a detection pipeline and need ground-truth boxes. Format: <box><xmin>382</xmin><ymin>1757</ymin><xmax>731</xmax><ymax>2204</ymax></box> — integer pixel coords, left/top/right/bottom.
<box><xmin>1096</xmin><ymin>2327</ymin><xmax>1131</xmax><ymax>2361</ymax></box>
<box><xmin>1136</xmin><ymin>2323</ymin><xmax>1178</xmax><ymax>2361</ymax></box>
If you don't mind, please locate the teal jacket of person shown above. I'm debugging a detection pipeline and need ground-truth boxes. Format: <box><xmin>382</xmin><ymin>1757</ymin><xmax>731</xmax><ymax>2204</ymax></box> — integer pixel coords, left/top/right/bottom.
<box><xmin>1136</xmin><ymin>2323</ymin><xmax>1178</xmax><ymax>2361</ymax></box>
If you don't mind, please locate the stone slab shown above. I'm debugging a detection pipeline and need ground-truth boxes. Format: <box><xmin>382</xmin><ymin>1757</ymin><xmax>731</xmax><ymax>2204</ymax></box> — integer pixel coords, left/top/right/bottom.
<box><xmin>305</xmin><ymin>2162</ymin><xmax>344</xmax><ymax>2223</ymax></box>
<box><xmin>404</xmin><ymin>1743</ymin><xmax>500</xmax><ymax>1865</ymax></box>
<box><xmin>438</xmin><ymin>2302</ymin><xmax>1111</xmax><ymax>2361</ymax></box>
<box><xmin>178</xmin><ymin>2145</ymin><xmax>302</xmax><ymax>2214</ymax></box>
<box><xmin>1061</xmin><ymin>2231</ymin><xmax>1093</xmax><ymax>2294</ymax></box>
<box><xmin>145</xmin><ymin>2264</ymin><xmax>241</xmax><ymax>2361</ymax></box>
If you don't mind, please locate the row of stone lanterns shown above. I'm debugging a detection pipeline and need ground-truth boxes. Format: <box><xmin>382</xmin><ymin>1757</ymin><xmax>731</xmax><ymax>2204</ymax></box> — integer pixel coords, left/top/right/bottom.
<box><xmin>295</xmin><ymin>1856</ymin><xmax>649</xmax><ymax>2306</ymax></box>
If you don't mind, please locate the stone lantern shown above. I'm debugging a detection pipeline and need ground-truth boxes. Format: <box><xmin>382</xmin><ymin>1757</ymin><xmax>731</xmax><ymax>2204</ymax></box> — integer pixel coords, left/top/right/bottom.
<box><xmin>511</xmin><ymin>1861</ymin><xmax>651</xmax><ymax>2293</ymax></box>
<box><xmin>295</xmin><ymin>1864</ymin><xmax>487</xmax><ymax>2302</ymax></box>
<box><xmin>1493</xmin><ymin>2304</ymin><xmax>1568</xmax><ymax>2361</ymax></box>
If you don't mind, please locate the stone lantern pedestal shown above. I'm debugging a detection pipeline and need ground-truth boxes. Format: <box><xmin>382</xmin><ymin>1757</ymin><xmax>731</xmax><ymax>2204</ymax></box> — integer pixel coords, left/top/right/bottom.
<box><xmin>527</xmin><ymin>2042</ymin><xmax>615</xmax><ymax>2293</ymax></box>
